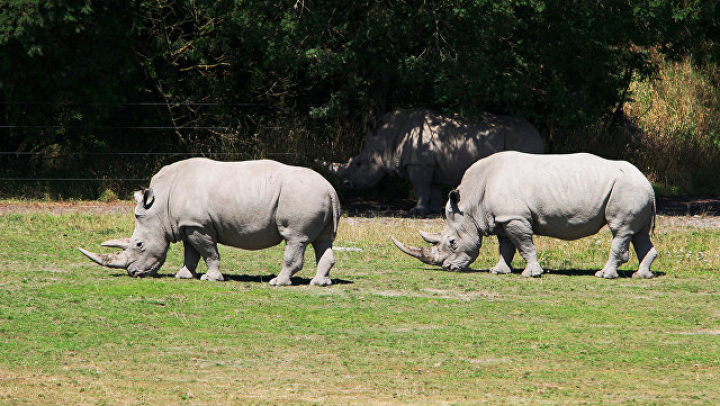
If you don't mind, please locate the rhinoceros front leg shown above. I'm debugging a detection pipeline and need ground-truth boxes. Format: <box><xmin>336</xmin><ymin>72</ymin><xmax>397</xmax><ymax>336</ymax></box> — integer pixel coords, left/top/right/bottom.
<box><xmin>429</xmin><ymin>185</ymin><xmax>443</xmax><ymax>214</ymax></box>
<box><xmin>490</xmin><ymin>236</ymin><xmax>516</xmax><ymax>275</ymax></box>
<box><xmin>270</xmin><ymin>241</ymin><xmax>307</xmax><ymax>286</ymax></box>
<box><xmin>310</xmin><ymin>241</ymin><xmax>335</xmax><ymax>286</ymax></box>
<box><xmin>406</xmin><ymin>165</ymin><xmax>434</xmax><ymax>216</ymax></box>
<box><xmin>183</xmin><ymin>226</ymin><xmax>224</xmax><ymax>281</ymax></box>
<box><xmin>175</xmin><ymin>240</ymin><xmax>200</xmax><ymax>279</ymax></box>
<box><xmin>503</xmin><ymin>220</ymin><xmax>543</xmax><ymax>277</ymax></box>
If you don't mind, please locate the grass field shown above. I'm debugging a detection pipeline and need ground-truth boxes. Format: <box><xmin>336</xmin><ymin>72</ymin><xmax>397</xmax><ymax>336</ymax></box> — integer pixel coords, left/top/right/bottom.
<box><xmin>1</xmin><ymin>206</ymin><xmax>719</xmax><ymax>405</ymax></box>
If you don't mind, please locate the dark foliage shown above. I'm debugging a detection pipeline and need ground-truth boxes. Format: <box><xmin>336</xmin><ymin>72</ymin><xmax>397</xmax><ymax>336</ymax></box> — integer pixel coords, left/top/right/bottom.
<box><xmin>0</xmin><ymin>0</ymin><xmax>717</xmax><ymax>198</ymax></box>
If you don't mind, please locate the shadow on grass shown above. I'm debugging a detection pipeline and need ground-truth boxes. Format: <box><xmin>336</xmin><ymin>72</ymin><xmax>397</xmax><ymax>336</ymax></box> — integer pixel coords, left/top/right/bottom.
<box><xmin>112</xmin><ymin>272</ymin><xmax>354</xmax><ymax>285</ymax></box>
<box><xmin>542</xmin><ymin>269</ymin><xmax>666</xmax><ymax>278</ymax></box>
<box><xmin>222</xmin><ymin>274</ymin><xmax>354</xmax><ymax>285</ymax></box>
<box><xmin>418</xmin><ymin>267</ymin><xmax>666</xmax><ymax>278</ymax></box>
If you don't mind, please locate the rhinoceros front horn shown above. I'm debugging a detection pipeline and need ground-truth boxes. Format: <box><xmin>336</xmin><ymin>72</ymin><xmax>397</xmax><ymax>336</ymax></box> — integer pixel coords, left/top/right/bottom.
<box><xmin>78</xmin><ymin>248</ymin><xmax>129</xmax><ymax>269</ymax></box>
<box><xmin>315</xmin><ymin>159</ymin><xmax>348</xmax><ymax>177</ymax></box>
<box><xmin>391</xmin><ymin>236</ymin><xmax>442</xmax><ymax>266</ymax></box>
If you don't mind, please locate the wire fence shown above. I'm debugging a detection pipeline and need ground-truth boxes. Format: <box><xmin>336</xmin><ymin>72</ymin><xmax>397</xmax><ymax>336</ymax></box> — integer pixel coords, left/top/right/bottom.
<box><xmin>0</xmin><ymin>100</ymin><xmax>360</xmax><ymax>198</ymax></box>
<box><xmin>0</xmin><ymin>152</ymin><xmax>302</xmax><ymax>182</ymax></box>
<box><xmin>0</xmin><ymin>151</ymin><xmax>304</xmax><ymax>182</ymax></box>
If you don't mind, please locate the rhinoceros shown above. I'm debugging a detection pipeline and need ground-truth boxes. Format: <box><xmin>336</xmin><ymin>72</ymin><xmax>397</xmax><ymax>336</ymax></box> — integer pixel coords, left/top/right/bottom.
<box><xmin>79</xmin><ymin>158</ymin><xmax>341</xmax><ymax>286</ymax></box>
<box><xmin>316</xmin><ymin>108</ymin><xmax>544</xmax><ymax>215</ymax></box>
<box><xmin>392</xmin><ymin>151</ymin><xmax>658</xmax><ymax>279</ymax></box>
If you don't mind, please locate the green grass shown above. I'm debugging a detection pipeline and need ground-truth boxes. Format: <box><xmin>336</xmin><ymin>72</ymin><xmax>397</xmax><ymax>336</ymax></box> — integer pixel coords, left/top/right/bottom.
<box><xmin>1</xmin><ymin>210</ymin><xmax>720</xmax><ymax>405</ymax></box>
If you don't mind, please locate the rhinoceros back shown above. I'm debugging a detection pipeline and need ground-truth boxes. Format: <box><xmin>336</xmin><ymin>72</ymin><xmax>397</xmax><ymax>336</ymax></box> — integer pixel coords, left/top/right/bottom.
<box><xmin>150</xmin><ymin>158</ymin><xmax>338</xmax><ymax>250</ymax></box>
<box><xmin>427</xmin><ymin>112</ymin><xmax>544</xmax><ymax>185</ymax></box>
<box><xmin>460</xmin><ymin>152</ymin><xmax>654</xmax><ymax>240</ymax></box>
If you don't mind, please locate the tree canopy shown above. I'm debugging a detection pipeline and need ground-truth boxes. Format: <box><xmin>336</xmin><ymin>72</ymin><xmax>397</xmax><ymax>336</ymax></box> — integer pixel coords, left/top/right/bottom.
<box><xmin>0</xmin><ymin>0</ymin><xmax>717</xmax><ymax>195</ymax></box>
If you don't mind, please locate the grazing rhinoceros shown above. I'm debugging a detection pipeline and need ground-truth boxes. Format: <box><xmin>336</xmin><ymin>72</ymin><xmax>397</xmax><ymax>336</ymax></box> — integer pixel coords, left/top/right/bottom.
<box><xmin>79</xmin><ymin>158</ymin><xmax>341</xmax><ymax>286</ymax></box>
<box><xmin>316</xmin><ymin>108</ymin><xmax>544</xmax><ymax>215</ymax></box>
<box><xmin>392</xmin><ymin>151</ymin><xmax>658</xmax><ymax>279</ymax></box>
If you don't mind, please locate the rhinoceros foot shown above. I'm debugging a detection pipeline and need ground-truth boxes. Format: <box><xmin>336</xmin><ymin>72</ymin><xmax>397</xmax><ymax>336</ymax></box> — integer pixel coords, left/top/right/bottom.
<box><xmin>521</xmin><ymin>264</ymin><xmax>544</xmax><ymax>278</ymax></box>
<box><xmin>594</xmin><ymin>268</ymin><xmax>619</xmax><ymax>279</ymax></box>
<box><xmin>632</xmin><ymin>270</ymin><xmax>654</xmax><ymax>279</ymax></box>
<box><xmin>310</xmin><ymin>276</ymin><xmax>332</xmax><ymax>286</ymax></box>
<box><xmin>269</xmin><ymin>276</ymin><xmax>292</xmax><ymax>286</ymax></box>
<box><xmin>490</xmin><ymin>263</ymin><xmax>513</xmax><ymax>275</ymax></box>
<box><xmin>200</xmin><ymin>270</ymin><xmax>225</xmax><ymax>281</ymax></box>
<box><xmin>175</xmin><ymin>266</ymin><xmax>198</xmax><ymax>279</ymax></box>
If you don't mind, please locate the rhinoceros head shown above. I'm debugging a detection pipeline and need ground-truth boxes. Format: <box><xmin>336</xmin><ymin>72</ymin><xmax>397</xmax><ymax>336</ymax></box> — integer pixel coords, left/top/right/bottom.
<box><xmin>79</xmin><ymin>189</ymin><xmax>170</xmax><ymax>277</ymax></box>
<box><xmin>392</xmin><ymin>190</ymin><xmax>482</xmax><ymax>272</ymax></box>
<box><xmin>340</xmin><ymin>152</ymin><xmax>387</xmax><ymax>190</ymax></box>
<box><xmin>316</xmin><ymin>113</ymin><xmax>400</xmax><ymax>190</ymax></box>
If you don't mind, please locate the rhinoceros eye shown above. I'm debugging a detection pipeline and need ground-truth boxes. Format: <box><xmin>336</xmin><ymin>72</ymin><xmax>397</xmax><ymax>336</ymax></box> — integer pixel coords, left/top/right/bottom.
<box><xmin>449</xmin><ymin>238</ymin><xmax>457</xmax><ymax>249</ymax></box>
<box><xmin>136</xmin><ymin>241</ymin><xmax>143</xmax><ymax>248</ymax></box>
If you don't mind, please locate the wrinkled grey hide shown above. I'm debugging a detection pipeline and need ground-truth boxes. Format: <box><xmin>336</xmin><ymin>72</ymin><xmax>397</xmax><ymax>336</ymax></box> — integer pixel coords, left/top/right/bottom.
<box><xmin>79</xmin><ymin>158</ymin><xmax>341</xmax><ymax>286</ymax></box>
<box><xmin>317</xmin><ymin>108</ymin><xmax>544</xmax><ymax>215</ymax></box>
<box><xmin>393</xmin><ymin>152</ymin><xmax>658</xmax><ymax>279</ymax></box>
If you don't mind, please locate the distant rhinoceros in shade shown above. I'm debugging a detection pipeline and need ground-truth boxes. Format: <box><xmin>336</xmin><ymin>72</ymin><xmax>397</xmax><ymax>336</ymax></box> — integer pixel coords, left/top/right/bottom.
<box><xmin>79</xmin><ymin>158</ymin><xmax>341</xmax><ymax>286</ymax></box>
<box><xmin>392</xmin><ymin>152</ymin><xmax>658</xmax><ymax>279</ymax></box>
<box><xmin>316</xmin><ymin>108</ymin><xmax>544</xmax><ymax>215</ymax></box>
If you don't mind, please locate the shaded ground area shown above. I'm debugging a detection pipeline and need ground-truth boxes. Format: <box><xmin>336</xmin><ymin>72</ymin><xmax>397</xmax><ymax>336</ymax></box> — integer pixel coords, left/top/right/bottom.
<box><xmin>340</xmin><ymin>196</ymin><xmax>720</xmax><ymax>217</ymax></box>
<box><xmin>656</xmin><ymin>196</ymin><xmax>720</xmax><ymax>216</ymax></box>
<box><xmin>0</xmin><ymin>196</ymin><xmax>718</xmax><ymax>217</ymax></box>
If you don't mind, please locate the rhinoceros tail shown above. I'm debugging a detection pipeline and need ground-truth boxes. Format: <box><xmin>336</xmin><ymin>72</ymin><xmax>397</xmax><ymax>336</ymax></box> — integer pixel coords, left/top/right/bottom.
<box><xmin>651</xmin><ymin>195</ymin><xmax>657</xmax><ymax>235</ymax></box>
<box><xmin>329</xmin><ymin>185</ymin><xmax>341</xmax><ymax>240</ymax></box>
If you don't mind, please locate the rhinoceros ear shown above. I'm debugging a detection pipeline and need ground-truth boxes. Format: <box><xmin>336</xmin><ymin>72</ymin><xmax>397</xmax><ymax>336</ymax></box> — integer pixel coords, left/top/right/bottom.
<box><xmin>143</xmin><ymin>189</ymin><xmax>155</xmax><ymax>209</ymax></box>
<box><xmin>134</xmin><ymin>189</ymin><xmax>155</xmax><ymax>210</ymax></box>
<box><xmin>449</xmin><ymin>190</ymin><xmax>460</xmax><ymax>205</ymax></box>
<box><xmin>368</xmin><ymin>115</ymin><xmax>377</xmax><ymax>132</ymax></box>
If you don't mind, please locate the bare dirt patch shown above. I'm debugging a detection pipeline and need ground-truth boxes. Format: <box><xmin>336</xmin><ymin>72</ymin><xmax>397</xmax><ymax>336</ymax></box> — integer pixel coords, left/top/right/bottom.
<box><xmin>656</xmin><ymin>196</ymin><xmax>720</xmax><ymax>216</ymax></box>
<box><xmin>0</xmin><ymin>200</ymin><xmax>134</xmax><ymax>215</ymax></box>
<box><xmin>1</xmin><ymin>196</ymin><xmax>719</xmax><ymax>221</ymax></box>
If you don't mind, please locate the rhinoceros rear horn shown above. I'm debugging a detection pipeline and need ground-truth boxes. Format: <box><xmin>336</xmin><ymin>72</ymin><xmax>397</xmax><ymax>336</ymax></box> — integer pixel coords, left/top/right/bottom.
<box><xmin>418</xmin><ymin>230</ymin><xmax>442</xmax><ymax>245</ymax></box>
<box><xmin>78</xmin><ymin>248</ymin><xmax>129</xmax><ymax>269</ymax></box>
<box><xmin>101</xmin><ymin>238</ymin><xmax>131</xmax><ymax>250</ymax></box>
<box><xmin>391</xmin><ymin>236</ymin><xmax>442</xmax><ymax>266</ymax></box>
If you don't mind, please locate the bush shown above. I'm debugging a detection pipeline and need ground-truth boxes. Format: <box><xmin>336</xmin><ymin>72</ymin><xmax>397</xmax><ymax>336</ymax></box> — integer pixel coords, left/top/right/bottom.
<box><xmin>556</xmin><ymin>55</ymin><xmax>720</xmax><ymax>196</ymax></box>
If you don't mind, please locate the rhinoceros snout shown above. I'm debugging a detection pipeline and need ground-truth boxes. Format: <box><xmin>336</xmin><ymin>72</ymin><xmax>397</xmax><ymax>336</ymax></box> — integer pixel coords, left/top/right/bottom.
<box><xmin>128</xmin><ymin>268</ymin><xmax>157</xmax><ymax>278</ymax></box>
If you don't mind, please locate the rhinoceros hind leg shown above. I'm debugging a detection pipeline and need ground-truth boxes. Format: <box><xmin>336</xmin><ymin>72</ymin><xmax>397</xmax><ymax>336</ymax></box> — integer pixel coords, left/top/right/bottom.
<box><xmin>310</xmin><ymin>241</ymin><xmax>335</xmax><ymax>286</ymax></box>
<box><xmin>631</xmin><ymin>232</ymin><xmax>656</xmax><ymax>279</ymax></box>
<box><xmin>597</xmin><ymin>230</ymin><xmax>631</xmax><ymax>279</ymax></box>
<box><xmin>503</xmin><ymin>220</ymin><xmax>544</xmax><ymax>277</ymax></box>
<box><xmin>176</xmin><ymin>240</ymin><xmax>200</xmax><ymax>279</ymax></box>
<box><xmin>490</xmin><ymin>236</ymin><xmax>515</xmax><ymax>275</ymax></box>
<box><xmin>270</xmin><ymin>241</ymin><xmax>307</xmax><ymax>286</ymax></box>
